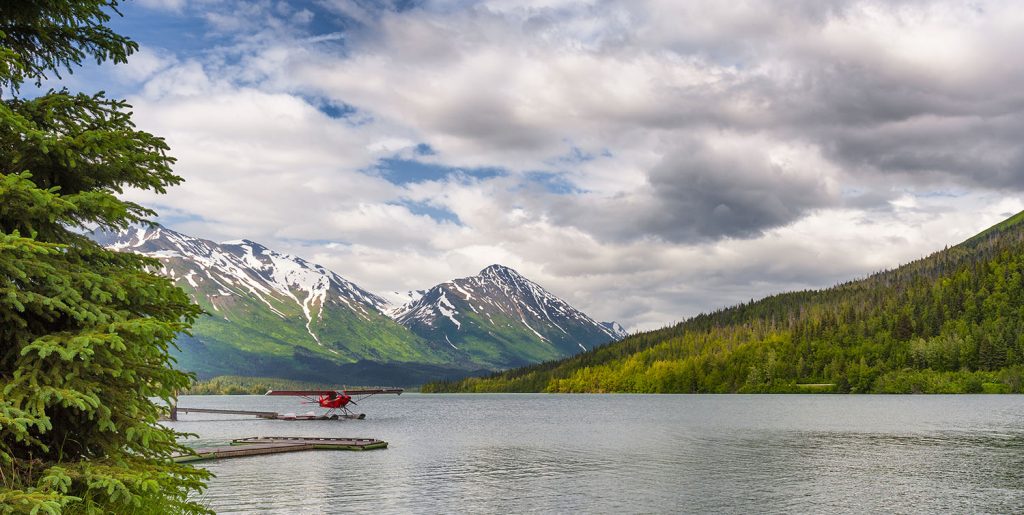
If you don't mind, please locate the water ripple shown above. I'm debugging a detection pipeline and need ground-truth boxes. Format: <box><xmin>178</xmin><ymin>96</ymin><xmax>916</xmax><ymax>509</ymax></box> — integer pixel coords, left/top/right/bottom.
<box><xmin>175</xmin><ymin>394</ymin><xmax>1024</xmax><ymax>514</ymax></box>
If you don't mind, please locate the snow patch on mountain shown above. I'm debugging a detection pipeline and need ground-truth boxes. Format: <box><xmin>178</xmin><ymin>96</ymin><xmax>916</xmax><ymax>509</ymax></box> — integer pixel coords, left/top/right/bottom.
<box><xmin>382</xmin><ymin>289</ymin><xmax>426</xmax><ymax>315</ymax></box>
<box><xmin>97</xmin><ymin>225</ymin><xmax>391</xmax><ymax>345</ymax></box>
<box><xmin>436</xmin><ymin>290</ymin><xmax>461</xmax><ymax>329</ymax></box>
<box><xmin>601</xmin><ymin>321</ymin><xmax>629</xmax><ymax>339</ymax></box>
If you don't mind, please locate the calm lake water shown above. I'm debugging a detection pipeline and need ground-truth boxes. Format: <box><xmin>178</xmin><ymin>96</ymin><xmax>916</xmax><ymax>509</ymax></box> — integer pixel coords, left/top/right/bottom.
<box><xmin>168</xmin><ymin>394</ymin><xmax>1024</xmax><ymax>514</ymax></box>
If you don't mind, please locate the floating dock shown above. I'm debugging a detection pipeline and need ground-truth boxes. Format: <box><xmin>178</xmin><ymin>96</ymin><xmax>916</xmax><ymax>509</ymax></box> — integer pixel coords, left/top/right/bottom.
<box><xmin>169</xmin><ymin>407</ymin><xmax>365</xmax><ymax>421</ymax></box>
<box><xmin>173</xmin><ymin>436</ymin><xmax>388</xmax><ymax>463</ymax></box>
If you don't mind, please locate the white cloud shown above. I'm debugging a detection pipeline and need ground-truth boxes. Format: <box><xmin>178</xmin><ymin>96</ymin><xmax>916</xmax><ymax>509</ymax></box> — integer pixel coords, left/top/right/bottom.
<box><xmin>105</xmin><ymin>0</ymin><xmax>1024</xmax><ymax>330</ymax></box>
<box><xmin>112</xmin><ymin>46</ymin><xmax>179</xmax><ymax>83</ymax></box>
<box><xmin>137</xmin><ymin>0</ymin><xmax>188</xmax><ymax>13</ymax></box>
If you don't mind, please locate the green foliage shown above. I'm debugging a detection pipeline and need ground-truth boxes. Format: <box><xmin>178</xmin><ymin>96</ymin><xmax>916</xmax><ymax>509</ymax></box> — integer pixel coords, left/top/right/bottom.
<box><xmin>185</xmin><ymin>376</ymin><xmax>349</xmax><ymax>396</ymax></box>
<box><xmin>871</xmin><ymin>368</ymin><xmax>1019</xmax><ymax>394</ymax></box>
<box><xmin>0</xmin><ymin>0</ymin><xmax>136</xmax><ymax>91</ymax></box>
<box><xmin>1</xmin><ymin>1</ymin><xmax>210</xmax><ymax>513</ymax></box>
<box><xmin>424</xmin><ymin>213</ymin><xmax>1024</xmax><ymax>395</ymax></box>
<box><xmin>184</xmin><ymin>375</ymin><xmax>430</xmax><ymax>395</ymax></box>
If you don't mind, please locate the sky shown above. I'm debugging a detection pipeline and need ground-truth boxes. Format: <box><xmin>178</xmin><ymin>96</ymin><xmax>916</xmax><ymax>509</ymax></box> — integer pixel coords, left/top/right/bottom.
<box><xmin>53</xmin><ymin>0</ymin><xmax>1024</xmax><ymax>330</ymax></box>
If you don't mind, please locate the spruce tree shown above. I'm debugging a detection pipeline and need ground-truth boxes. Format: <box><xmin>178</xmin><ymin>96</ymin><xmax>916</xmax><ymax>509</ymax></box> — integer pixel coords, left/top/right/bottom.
<box><xmin>0</xmin><ymin>1</ymin><xmax>211</xmax><ymax>513</ymax></box>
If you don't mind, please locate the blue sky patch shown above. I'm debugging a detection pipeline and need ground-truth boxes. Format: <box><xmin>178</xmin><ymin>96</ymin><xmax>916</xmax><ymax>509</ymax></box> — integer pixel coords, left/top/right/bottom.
<box><xmin>394</xmin><ymin>200</ymin><xmax>462</xmax><ymax>225</ymax></box>
<box><xmin>524</xmin><ymin>171</ymin><xmax>581</xmax><ymax>195</ymax></box>
<box><xmin>548</xmin><ymin>146</ymin><xmax>596</xmax><ymax>165</ymax></box>
<box><xmin>297</xmin><ymin>94</ymin><xmax>359</xmax><ymax>120</ymax></box>
<box><xmin>374</xmin><ymin>158</ymin><xmax>505</xmax><ymax>185</ymax></box>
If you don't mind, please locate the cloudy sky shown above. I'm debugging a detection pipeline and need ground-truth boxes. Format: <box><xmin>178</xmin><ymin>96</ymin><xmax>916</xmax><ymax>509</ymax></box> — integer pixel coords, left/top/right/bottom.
<box><xmin>62</xmin><ymin>0</ymin><xmax>1024</xmax><ymax>330</ymax></box>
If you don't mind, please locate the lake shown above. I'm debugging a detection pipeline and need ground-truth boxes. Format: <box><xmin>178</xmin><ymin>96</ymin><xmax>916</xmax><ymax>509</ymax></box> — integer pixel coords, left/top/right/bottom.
<box><xmin>168</xmin><ymin>394</ymin><xmax>1024</xmax><ymax>514</ymax></box>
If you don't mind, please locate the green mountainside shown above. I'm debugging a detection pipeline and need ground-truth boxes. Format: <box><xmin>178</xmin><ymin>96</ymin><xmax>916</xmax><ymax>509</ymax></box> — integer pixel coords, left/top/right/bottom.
<box><xmin>424</xmin><ymin>211</ymin><xmax>1024</xmax><ymax>394</ymax></box>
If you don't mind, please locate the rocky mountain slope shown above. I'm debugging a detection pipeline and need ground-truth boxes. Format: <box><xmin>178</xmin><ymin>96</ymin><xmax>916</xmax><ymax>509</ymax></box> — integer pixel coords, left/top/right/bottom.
<box><xmin>392</xmin><ymin>265</ymin><xmax>627</xmax><ymax>367</ymax></box>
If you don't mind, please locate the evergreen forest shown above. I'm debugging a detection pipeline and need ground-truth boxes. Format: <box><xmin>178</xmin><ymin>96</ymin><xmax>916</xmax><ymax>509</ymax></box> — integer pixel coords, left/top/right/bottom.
<box><xmin>424</xmin><ymin>211</ymin><xmax>1024</xmax><ymax>394</ymax></box>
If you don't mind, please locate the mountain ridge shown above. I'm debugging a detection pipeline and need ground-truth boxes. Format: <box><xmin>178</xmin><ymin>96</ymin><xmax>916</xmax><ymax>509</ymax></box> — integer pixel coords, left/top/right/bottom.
<box><xmin>393</xmin><ymin>264</ymin><xmax>627</xmax><ymax>367</ymax></box>
<box><xmin>95</xmin><ymin>225</ymin><xmax>626</xmax><ymax>382</ymax></box>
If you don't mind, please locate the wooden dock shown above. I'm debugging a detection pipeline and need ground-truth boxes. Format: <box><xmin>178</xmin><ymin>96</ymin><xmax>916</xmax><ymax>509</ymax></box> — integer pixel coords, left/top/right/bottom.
<box><xmin>173</xmin><ymin>436</ymin><xmax>388</xmax><ymax>463</ymax></box>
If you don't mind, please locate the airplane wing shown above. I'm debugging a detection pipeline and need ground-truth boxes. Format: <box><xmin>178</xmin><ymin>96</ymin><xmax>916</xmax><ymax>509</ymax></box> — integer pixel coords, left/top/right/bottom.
<box><xmin>342</xmin><ymin>388</ymin><xmax>404</xmax><ymax>396</ymax></box>
<box><xmin>264</xmin><ymin>388</ymin><xmax>404</xmax><ymax>396</ymax></box>
<box><xmin>265</xmin><ymin>390</ymin><xmax>337</xmax><ymax>396</ymax></box>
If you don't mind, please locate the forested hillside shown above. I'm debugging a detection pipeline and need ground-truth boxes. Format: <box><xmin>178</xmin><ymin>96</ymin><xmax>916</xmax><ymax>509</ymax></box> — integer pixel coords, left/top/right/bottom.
<box><xmin>424</xmin><ymin>211</ymin><xmax>1024</xmax><ymax>394</ymax></box>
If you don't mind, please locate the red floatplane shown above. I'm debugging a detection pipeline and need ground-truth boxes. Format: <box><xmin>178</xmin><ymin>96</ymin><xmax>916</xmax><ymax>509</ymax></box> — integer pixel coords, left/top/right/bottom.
<box><xmin>264</xmin><ymin>387</ymin><xmax>404</xmax><ymax>420</ymax></box>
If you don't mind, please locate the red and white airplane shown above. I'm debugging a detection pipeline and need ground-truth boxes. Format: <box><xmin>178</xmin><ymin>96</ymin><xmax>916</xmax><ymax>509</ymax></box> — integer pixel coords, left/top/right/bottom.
<box><xmin>264</xmin><ymin>388</ymin><xmax>403</xmax><ymax>420</ymax></box>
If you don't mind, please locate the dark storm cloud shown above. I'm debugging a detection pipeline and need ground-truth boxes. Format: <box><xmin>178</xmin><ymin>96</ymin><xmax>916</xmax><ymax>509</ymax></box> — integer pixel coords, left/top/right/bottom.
<box><xmin>641</xmin><ymin>142</ymin><xmax>834</xmax><ymax>241</ymax></box>
<box><xmin>815</xmin><ymin>112</ymin><xmax>1024</xmax><ymax>189</ymax></box>
<box><xmin>753</xmin><ymin>28</ymin><xmax>1024</xmax><ymax>192</ymax></box>
<box><xmin>604</xmin><ymin>0</ymin><xmax>1024</xmax><ymax>234</ymax></box>
<box><xmin>548</xmin><ymin>138</ymin><xmax>836</xmax><ymax>243</ymax></box>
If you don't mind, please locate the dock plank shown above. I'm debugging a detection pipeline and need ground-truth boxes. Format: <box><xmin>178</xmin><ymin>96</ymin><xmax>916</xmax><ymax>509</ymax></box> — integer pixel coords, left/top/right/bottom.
<box><xmin>233</xmin><ymin>436</ymin><xmax>387</xmax><ymax>451</ymax></box>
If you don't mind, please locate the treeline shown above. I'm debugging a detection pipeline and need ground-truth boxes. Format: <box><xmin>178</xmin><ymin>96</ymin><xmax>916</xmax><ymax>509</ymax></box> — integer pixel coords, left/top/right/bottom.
<box><xmin>423</xmin><ymin>212</ymin><xmax>1024</xmax><ymax>394</ymax></box>
<box><xmin>185</xmin><ymin>375</ymin><xmax>348</xmax><ymax>395</ymax></box>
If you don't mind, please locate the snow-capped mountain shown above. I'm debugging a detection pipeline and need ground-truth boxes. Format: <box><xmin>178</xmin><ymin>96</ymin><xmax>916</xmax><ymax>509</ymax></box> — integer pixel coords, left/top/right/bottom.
<box><xmin>94</xmin><ymin>226</ymin><xmax>459</xmax><ymax>380</ymax></box>
<box><xmin>95</xmin><ymin>226</ymin><xmax>627</xmax><ymax>380</ymax></box>
<box><xmin>392</xmin><ymin>265</ymin><xmax>628</xmax><ymax>367</ymax></box>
